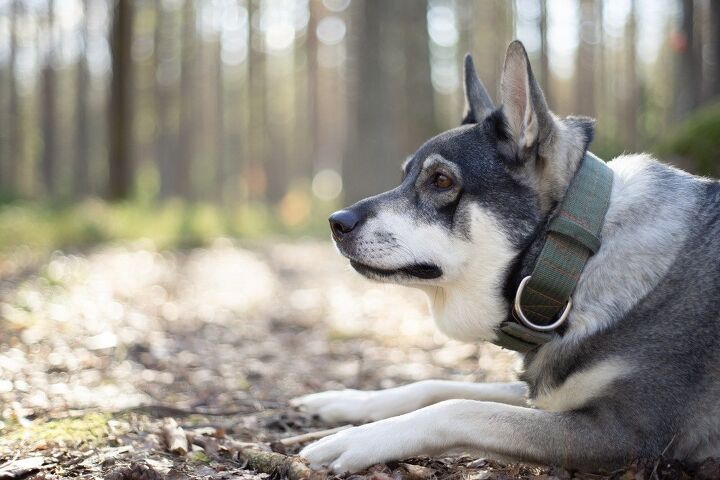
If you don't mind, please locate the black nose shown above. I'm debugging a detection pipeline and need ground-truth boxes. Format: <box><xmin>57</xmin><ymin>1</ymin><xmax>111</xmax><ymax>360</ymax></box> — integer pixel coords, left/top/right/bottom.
<box><xmin>329</xmin><ymin>209</ymin><xmax>359</xmax><ymax>239</ymax></box>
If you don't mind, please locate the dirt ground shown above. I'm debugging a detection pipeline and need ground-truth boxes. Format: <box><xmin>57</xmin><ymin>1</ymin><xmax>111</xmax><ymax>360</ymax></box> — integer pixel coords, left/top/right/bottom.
<box><xmin>0</xmin><ymin>240</ymin><xmax>714</xmax><ymax>479</ymax></box>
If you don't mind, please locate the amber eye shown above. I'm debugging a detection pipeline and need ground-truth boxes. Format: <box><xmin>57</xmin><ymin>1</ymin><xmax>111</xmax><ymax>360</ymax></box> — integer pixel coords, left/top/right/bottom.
<box><xmin>432</xmin><ymin>173</ymin><xmax>454</xmax><ymax>190</ymax></box>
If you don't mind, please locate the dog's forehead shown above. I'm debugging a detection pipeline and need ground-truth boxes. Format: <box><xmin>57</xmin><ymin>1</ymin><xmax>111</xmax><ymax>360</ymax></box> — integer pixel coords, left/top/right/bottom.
<box><xmin>407</xmin><ymin>124</ymin><xmax>490</xmax><ymax>174</ymax></box>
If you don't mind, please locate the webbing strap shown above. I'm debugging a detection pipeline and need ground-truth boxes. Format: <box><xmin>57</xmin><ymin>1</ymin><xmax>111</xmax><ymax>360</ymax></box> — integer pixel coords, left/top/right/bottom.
<box><xmin>492</xmin><ymin>152</ymin><xmax>613</xmax><ymax>352</ymax></box>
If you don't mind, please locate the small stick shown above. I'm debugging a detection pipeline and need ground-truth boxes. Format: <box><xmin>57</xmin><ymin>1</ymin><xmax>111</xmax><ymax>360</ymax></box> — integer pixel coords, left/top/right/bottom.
<box><xmin>229</xmin><ymin>441</ymin><xmax>314</xmax><ymax>480</ymax></box>
<box><xmin>279</xmin><ymin>425</ymin><xmax>353</xmax><ymax>446</ymax></box>
<box><xmin>161</xmin><ymin>418</ymin><xmax>188</xmax><ymax>455</ymax></box>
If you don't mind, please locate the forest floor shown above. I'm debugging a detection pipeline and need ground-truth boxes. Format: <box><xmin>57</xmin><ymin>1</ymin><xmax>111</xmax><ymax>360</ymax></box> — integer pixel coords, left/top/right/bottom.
<box><xmin>0</xmin><ymin>240</ymin><xmax>713</xmax><ymax>480</ymax></box>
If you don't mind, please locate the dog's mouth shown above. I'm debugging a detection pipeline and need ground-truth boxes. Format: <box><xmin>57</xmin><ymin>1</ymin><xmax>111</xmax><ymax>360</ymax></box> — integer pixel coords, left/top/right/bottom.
<box><xmin>349</xmin><ymin>260</ymin><xmax>442</xmax><ymax>280</ymax></box>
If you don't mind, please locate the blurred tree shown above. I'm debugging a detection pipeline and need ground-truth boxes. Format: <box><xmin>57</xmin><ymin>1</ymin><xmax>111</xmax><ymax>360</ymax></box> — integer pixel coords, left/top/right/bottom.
<box><xmin>675</xmin><ymin>0</ymin><xmax>700</xmax><ymax>119</ymax></box>
<box><xmin>41</xmin><ymin>0</ymin><xmax>58</xmax><ymax>195</ymax></box>
<box><xmin>265</xmin><ymin>59</ymin><xmax>290</xmax><ymax>205</ymax></box>
<box><xmin>622</xmin><ymin>0</ymin><xmax>638</xmax><ymax>149</ymax></box>
<box><xmin>343</xmin><ymin>0</ymin><xmax>433</xmax><ymax>203</ymax></box>
<box><xmin>154</xmin><ymin>0</ymin><xmax>176</xmax><ymax>199</ymax></box>
<box><xmin>247</xmin><ymin>0</ymin><xmax>267</xmax><ymax>202</ymax></box>
<box><xmin>711</xmin><ymin>0</ymin><xmax>720</xmax><ymax>99</ymax></box>
<box><xmin>213</xmin><ymin>30</ymin><xmax>225</xmax><ymax>203</ymax></box>
<box><xmin>108</xmin><ymin>0</ymin><xmax>134</xmax><ymax>200</ymax></box>
<box><xmin>344</xmin><ymin>0</ymin><xmax>394</xmax><ymax>203</ymax></box>
<box><xmin>306</xmin><ymin>0</ymin><xmax>320</xmax><ymax>177</ymax></box>
<box><xmin>539</xmin><ymin>0</ymin><xmax>550</xmax><ymax>104</ymax></box>
<box><xmin>311</xmin><ymin>2</ymin><xmax>347</xmax><ymax>184</ymax></box>
<box><xmin>402</xmin><ymin>1</ymin><xmax>435</xmax><ymax>155</ymax></box>
<box><xmin>6</xmin><ymin>0</ymin><xmax>21</xmax><ymax>196</ymax></box>
<box><xmin>177</xmin><ymin>0</ymin><xmax>197</xmax><ymax>200</ymax></box>
<box><xmin>74</xmin><ymin>0</ymin><xmax>90</xmax><ymax>196</ymax></box>
<box><xmin>576</xmin><ymin>0</ymin><xmax>598</xmax><ymax>116</ymax></box>
<box><xmin>468</xmin><ymin>1</ymin><xmax>513</xmax><ymax>105</ymax></box>
<box><xmin>0</xmin><ymin>0</ymin><xmax>716</xmax><ymax>208</ymax></box>
<box><xmin>289</xmin><ymin>7</ymin><xmax>315</xmax><ymax>193</ymax></box>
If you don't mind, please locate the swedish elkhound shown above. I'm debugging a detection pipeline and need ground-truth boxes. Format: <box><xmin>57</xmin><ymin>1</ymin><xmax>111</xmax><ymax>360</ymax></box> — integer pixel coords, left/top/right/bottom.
<box><xmin>292</xmin><ymin>40</ymin><xmax>720</xmax><ymax>474</ymax></box>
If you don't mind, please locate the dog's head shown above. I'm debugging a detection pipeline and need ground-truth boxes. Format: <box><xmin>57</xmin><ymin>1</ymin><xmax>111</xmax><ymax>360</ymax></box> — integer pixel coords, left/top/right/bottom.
<box><xmin>330</xmin><ymin>41</ymin><xmax>595</xmax><ymax>341</ymax></box>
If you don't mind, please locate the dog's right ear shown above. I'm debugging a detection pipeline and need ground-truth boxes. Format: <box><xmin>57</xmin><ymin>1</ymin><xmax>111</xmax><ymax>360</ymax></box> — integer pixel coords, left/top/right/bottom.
<box><xmin>461</xmin><ymin>54</ymin><xmax>495</xmax><ymax>125</ymax></box>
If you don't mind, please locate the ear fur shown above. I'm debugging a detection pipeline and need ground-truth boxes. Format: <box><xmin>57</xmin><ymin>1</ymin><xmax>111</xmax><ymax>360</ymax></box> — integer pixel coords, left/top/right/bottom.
<box><xmin>499</xmin><ymin>41</ymin><xmax>553</xmax><ymax>164</ymax></box>
<box><xmin>496</xmin><ymin>41</ymin><xmax>601</xmax><ymax>213</ymax></box>
<box><xmin>462</xmin><ymin>54</ymin><xmax>495</xmax><ymax>125</ymax></box>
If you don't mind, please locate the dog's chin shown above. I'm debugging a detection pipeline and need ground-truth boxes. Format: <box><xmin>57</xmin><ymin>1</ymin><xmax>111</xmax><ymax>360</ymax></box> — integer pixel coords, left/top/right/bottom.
<box><xmin>348</xmin><ymin>259</ymin><xmax>442</xmax><ymax>282</ymax></box>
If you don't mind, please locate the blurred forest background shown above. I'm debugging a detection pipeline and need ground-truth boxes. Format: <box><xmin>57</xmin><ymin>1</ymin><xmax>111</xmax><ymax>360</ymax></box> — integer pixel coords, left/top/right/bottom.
<box><xmin>0</xmin><ymin>0</ymin><xmax>720</xmax><ymax>251</ymax></box>
<box><xmin>2</xmin><ymin>3</ymin><xmax>720</xmax><ymax>477</ymax></box>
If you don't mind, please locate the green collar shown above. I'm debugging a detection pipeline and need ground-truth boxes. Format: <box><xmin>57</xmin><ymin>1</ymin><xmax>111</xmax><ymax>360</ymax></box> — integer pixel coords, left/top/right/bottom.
<box><xmin>492</xmin><ymin>152</ymin><xmax>614</xmax><ymax>353</ymax></box>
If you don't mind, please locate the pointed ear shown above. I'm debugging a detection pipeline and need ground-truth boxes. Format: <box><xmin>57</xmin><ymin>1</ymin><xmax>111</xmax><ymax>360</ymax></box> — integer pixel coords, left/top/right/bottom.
<box><xmin>500</xmin><ymin>41</ymin><xmax>552</xmax><ymax>160</ymax></box>
<box><xmin>462</xmin><ymin>54</ymin><xmax>495</xmax><ymax>125</ymax></box>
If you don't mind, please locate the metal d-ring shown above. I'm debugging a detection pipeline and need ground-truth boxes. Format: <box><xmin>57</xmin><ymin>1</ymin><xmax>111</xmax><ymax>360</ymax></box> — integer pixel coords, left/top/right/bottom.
<box><xmin>513</xmin><ymin>275</ymin><xmax>573</xmax><ymax>332</ymax></box>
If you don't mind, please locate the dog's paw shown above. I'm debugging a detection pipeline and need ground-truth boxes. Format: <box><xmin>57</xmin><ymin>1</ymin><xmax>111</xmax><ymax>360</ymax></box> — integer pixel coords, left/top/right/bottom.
<box><xmin>299</xmin><ymin>417</ymin><xmax>426</xmax><ymax>473</ymax></box>
<box><xmin>290</xmin><ymin>389</ymin><xmax>379</xmax><ymax>423</ymax></box>
<box><xmin>291</xmin><ymin>384</ymin><xmax>430</xmax><ymax>424</ymax></box>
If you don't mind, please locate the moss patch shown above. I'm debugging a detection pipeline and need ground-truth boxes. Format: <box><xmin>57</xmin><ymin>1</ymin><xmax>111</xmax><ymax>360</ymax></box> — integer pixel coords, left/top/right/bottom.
<box><xmin>655</xmin><ymin>102</ymin><xmax>720</xmax><ymax>177</ymax></box>
<box><xmin>4</xmin><ymin>413</ymin><xmax>112</xmax><ymax>448</ymax></box>
<box><xmin>188</xmin><ymin>450</ymin><xmax>211</xmax><ymax>464</ymax></box>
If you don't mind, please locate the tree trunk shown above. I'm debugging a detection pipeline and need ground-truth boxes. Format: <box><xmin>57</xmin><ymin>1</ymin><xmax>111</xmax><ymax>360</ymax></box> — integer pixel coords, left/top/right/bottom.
<box><xmin>247</xmin><ymin>0</ymin><xmax>267</xmax><ymax>202</ymax></box>
<box><xmin>711</xmin><ymin>0</ymin><xmax>720</xmax><ymax>98</ymax></box>
<box><xmin>154</xmin><ymin>0</ymin><xmax>175</xmax><ymax>200</ymax></box>
<box><xmin>467</xmin><ymin>1</ymin><xmax>512</xmax><ymax>107</ymax></box>
<box><xmin>6</xmin><ymin>0</ymin><xmax>21</xmax><ymax>196</ymax></box>
<box><xmin>343</xmin><ymin>0</ymin><xmax>432</xmax><ymax>204</ymax></box>
<box><xmin>402</xmin><ymin>0</ymin><xmax>435</xmax><ymax>154</ymax></box>
<box><xmin>622</xmin><ymin>0</ymin><xmax>638</xmax><ymax>149</ymax></box>
<box><xmin>176</xmin><ymin>0</ymin><xmax>196</xmax><ymax>200</ymax></box>
<box><xmin>575</xmin><ymin>0</ymin><xmax>597</xmax><ymax>116</ymax></box>
<box><xmin>108</xmin><ymin>0</ymin><xmax>134</xmax><ymax>200</ymax></box>
<box><xmin>343</xmin><ymin>0</ymin><xmax>388</xmax><ymax>204</ymax></box>
<box><xmin>214</xmin><ymin>36</ymin><xmax>225</xmax><ymax>203</ymax></box>
<box><xmin>264</xmin><ymin>54</ymin><xmax>290</xmax><ymax>204</ymax></box>
<box><xmin>674</xmin><ymin>0</ymin><xmax>700</xmax><ymax>119</ymax></box>
<box><xmin>539</xmin><ymin>0</ymin><xmax>550</xmax><ymax>104</ymax></box>
<box><xmin>41</xmin><ymin>0</ymin><xmax>57</xmax><ymax>196</ymax></box>
<box><xmin>74</xmin><ymin>0</ymin><xmax>90</xmax><ymax>196</ymax></box>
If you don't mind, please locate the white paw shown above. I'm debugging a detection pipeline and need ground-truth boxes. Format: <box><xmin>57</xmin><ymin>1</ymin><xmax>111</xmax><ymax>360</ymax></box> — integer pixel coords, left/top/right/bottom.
<box><xmin>299</xmin><ymin>416</ymin><xmax>428</xmax><ymax>473</ymax></box>
<box><xmin>290</xmin><ymin>389</ymin><xmax>386</xmax><ymax>423</ymax></box>
<box><xmin>291</xmin><ymin>385</ymin><xmax>426</xmax><ymax>424</ymax></box>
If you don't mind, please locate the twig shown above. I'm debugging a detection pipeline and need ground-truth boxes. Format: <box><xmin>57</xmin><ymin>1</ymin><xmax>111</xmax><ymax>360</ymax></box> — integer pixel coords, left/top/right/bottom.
<box><xmin>229</xmin><ymin>441</ymin><xmax>313</xmax><ymax>480</ymax></box>
<box><xmin>128</xmin><ymin>404</ymin><xmax>262</xmax><ymax>417</ymax></box>
<box><xmin>279</xmin><ymin>425</ymin><xmax>353</xmax><ymax>446</ymax></box>
<box><xmin>161</xmin><ymin>418</ymin><xmax>188</xmax><ymax>455</ymax></box>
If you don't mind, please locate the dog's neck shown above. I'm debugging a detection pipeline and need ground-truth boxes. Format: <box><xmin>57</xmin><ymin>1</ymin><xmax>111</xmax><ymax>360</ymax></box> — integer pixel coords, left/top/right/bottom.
<box><xmin>424</xmin><ymin>205</ymin><xmax>519</xmax><ymax>342</ymax></box>
<box><xmin>428</xmin><ymin>154</ymin><xmax>699</xmax><ymax>349</ymax></box>
<box><xmin>517</xmin><ymin>155</ymin><xmax>700</xmax><ymax>346</ymax></box>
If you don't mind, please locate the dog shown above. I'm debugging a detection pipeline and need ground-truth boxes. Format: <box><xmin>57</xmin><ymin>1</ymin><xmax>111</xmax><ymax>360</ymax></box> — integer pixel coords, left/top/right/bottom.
<box><xmin>291</xmin><ymin>40</ymin><xmax>720</xmax><ymax>474</ymax></box>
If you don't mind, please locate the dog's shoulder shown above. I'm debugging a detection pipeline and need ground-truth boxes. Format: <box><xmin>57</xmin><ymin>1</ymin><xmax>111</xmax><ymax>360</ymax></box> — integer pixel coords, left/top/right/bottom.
<box><xmin>520</xmin><ymin>152</ymin><xmax>720</xmax><ymax>415</ymax></box>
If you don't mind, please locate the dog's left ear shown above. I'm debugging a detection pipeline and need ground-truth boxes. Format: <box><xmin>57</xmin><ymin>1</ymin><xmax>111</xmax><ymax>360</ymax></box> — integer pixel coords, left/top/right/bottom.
<box><xmin>462</xmin><ymin>54</ymin><xmax>495</xmax><ymax>125</ymax></box>
<box><xmin>499</xmin><ymin>41</ymin><xmax>553</xmax><ymax>163</ymax></box>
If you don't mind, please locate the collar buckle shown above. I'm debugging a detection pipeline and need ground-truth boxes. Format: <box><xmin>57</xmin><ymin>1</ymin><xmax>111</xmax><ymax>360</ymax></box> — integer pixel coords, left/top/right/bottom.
<box><xmin>513</xmin><ymin>275</ymin><xmax>573</xmax><ymax>332</ymax></box>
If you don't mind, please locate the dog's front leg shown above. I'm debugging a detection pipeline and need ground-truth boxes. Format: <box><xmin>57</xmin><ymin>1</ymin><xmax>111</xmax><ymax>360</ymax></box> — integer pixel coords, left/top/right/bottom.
<box><xmin>291</xmin><ymin>380</ymin><xmax>527</xmax><ymax>423</ymax></box>
<box><xmin>300</xmin><ymin>399</ymin><xmax>635</xmax><ymax>473</ymax></box>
